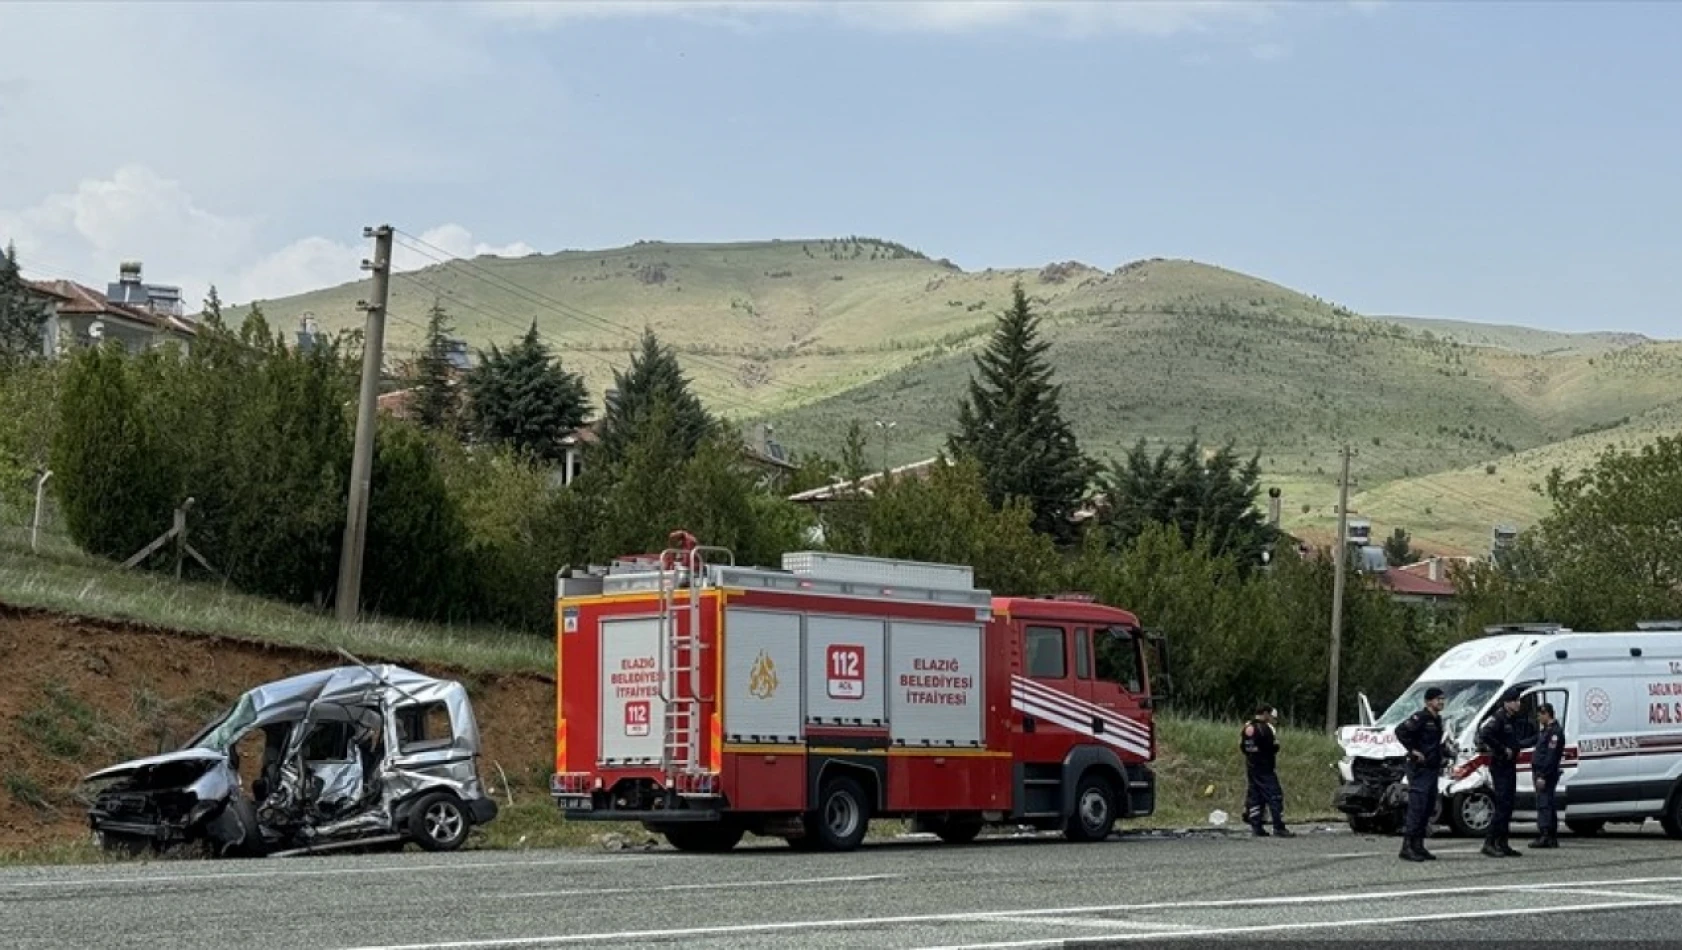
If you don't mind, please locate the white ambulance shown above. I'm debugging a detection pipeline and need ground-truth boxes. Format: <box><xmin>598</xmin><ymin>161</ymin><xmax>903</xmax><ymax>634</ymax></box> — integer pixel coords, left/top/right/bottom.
<box><xmin>1333</xmin><ymin>622</ymin><xmax>1682</xmax><ymax>839</ymax></box>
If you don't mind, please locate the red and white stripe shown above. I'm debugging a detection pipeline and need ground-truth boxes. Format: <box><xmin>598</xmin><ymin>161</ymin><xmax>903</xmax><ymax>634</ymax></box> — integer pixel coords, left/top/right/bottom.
<box><xmin>1010</xmin><ymin>675</ymin><xmax>1152</xmax><ymax>759</ymax></box>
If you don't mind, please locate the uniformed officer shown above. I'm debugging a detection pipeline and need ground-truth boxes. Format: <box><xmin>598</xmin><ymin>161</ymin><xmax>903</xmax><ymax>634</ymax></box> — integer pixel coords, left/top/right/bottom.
<box><xmin>1240</xmin><ymin>703</ymin><xmax>1293</xmax><ymax>837</ymax></box>
<box><xmin>1394</xmin><ymin>686</ymin><xmax>1446</xmax><ymax>862</ymax></box>
<box><xmin>1528</xmin><ymin>702</ymin><xmax>1564</xmax><ymax>849</ymax></box>
<box><xmin>1477</xmin><ymin>685</ymin><xmax>1526</xmax><ymax>857</ymax></box>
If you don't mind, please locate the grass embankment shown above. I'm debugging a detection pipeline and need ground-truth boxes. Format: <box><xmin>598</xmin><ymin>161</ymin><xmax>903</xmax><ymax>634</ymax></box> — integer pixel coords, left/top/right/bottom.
<box><xmin>0</xmin><ymin>542</ymin><xmax>1341</xmax><ymax>866</ymax></box>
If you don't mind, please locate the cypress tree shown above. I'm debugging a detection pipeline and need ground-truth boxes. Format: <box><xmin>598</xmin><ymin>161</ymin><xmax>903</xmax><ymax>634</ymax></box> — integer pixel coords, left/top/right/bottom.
<box><xmin>463</xmin><ymin>321</ymin><xmax>589</xmax><ymax>463</ymax></box>
<box><xmin>413</xmin><ymin>298</ymin><xmax>460</xmax><ymax>432</ymax></box>
<box><xmin>592</xmin><ymin>328</ymin><xmax>718</xmax><ymax>466</ymax></box>
<box><xmin>0</xmin><ymin>242</ymin><xmax>49</xmax><ymax>366</ymax></box>
<box><xmin>948</xmin><ymin>281</ymin><xmax>1094</xmax><ymax>542</ymax></box>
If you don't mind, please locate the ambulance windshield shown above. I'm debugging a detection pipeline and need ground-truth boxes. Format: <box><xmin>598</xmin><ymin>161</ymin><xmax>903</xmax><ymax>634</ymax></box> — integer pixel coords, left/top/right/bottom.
<box><xmin>1373</xmin><ymin>679</ymin><xmax>1502</xmax><ymax>734</ymax></box>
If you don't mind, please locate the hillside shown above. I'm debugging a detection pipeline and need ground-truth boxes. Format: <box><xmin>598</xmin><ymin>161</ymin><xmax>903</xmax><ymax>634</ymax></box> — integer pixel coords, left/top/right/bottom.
<box><xmin>223</xmin><ymin>238</ymin><xmax>1682</xmax><ymax>551</ymax></box>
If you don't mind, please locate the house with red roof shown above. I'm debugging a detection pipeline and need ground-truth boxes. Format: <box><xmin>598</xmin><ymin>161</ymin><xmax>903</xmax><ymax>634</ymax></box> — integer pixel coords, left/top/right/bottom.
<box><xmin>26</xmin><ymin>262</ymin><xmax>196</xmax><ymax>357</ymax></box>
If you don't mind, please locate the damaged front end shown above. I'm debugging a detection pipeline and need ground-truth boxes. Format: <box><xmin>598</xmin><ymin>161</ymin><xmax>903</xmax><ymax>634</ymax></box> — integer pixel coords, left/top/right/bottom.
<box><xmin>80</xmin><ymin>661</ymin><xmax>499</xmax><ymax>859</ymax></box>
<box><xmin>83</xmin><ymin>750</ymin><xmax>261</xmax><ymax>857</ymax></box>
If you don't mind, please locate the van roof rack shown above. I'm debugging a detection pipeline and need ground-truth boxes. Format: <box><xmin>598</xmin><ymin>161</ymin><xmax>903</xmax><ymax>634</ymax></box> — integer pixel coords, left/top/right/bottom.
<box><xmin>1636</xmin><ymin>620</ymin><xmax>1682</xmax><ymax>631</ymax></box>
<box><xmin>1482</xmin><ymin>623</ymin><xmax>1568</xmax><ymax>635</ymax></box>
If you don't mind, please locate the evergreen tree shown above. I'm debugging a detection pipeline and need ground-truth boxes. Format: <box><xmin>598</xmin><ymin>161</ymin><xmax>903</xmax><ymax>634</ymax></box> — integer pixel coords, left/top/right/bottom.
<box><xmin>1383</xmin><ymin>527</ymin><xmax>1421</xmax><ymax>566</ymax></box>
<box><xmin>413</xmin><ymin>298</ymin><xmax>460</xmax><ymax>432</ymax></box>
<box><xmin>0</xmin><ymin>242</ymin><xmax>49</xmax><ymax>366</ymax></box>
<box><xmin>463</xmin><ymin>321</ymin><xmax>589</xmax><ymax>463</ymax></box>
<box><xmin>592</xmin><ymin>328</ymin><xmax>718</xmax><ymax>466</ymax></box>
<box><xmin>948</xmin><ymin>282</ymin><xmax>1094</xmax><ymax>541</ymax></box>
<box><xmin>49</xmin><ymin>343</ymin><xmax>177</xmax><ymax>560</ymax></box>
<box><xmin>1097</xmin><ymin>436</ymin><xmax>1276</xmax><ymax>572</ymax></box>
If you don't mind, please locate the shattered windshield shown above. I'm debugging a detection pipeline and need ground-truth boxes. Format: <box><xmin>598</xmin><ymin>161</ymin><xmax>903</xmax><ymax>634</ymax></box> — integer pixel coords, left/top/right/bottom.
<box><xmin>1373</xmin><ymin>679</ymin><xmax>1502</xmax><ymax>735</ymax></box>
<box><xmin>187</xmin><ymin>693</ymin><xmax>259</xmax><ymax>752</ymax></box>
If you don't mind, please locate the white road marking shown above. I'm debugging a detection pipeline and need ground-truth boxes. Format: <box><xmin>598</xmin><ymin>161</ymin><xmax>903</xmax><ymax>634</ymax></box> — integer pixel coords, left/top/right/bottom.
<box><xmin>984</xmin><ymin>916</ymin><xmax>1194</xmax><ymax>931</ymax></box>
<box><xmin>328</xmin><ymin>874</ymin><xmax>1682</xmax><ymax>950</ymax></box>
<box><xmin>1544</xmin><ymin>888</ymin><xmax>1682</xmax><ymax>903</ymax></box>
<box><xmin>914</xmin><ymin>897</ymin><xmax>1681</xmax><ymax>949</ymax></box>
<box><xmin>502</xmin><ymin>873</ymin><xmax>899</xmax><ymax>899</ymax></box>
<box><xmin>1324</xmin><ymin>846</ymin><xmax>1479</xmax><ymax>858</ymax></box>
<box><xmin>0</xmin><ymin>854</ymin><xmax>663</xmax><ymax>890</ymax></box>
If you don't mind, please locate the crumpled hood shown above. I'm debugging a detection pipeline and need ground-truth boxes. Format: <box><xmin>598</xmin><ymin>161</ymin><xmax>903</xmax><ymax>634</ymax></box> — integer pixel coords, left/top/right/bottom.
<box><xmin>1338</xmin><ymin>725</ymin><xmax>1407</xmax><ymax>759</ymax></box>
<box><xmin>82</xmin><ymin>748</ymin><xmax>227</xmax><ymax>783</ymax></box>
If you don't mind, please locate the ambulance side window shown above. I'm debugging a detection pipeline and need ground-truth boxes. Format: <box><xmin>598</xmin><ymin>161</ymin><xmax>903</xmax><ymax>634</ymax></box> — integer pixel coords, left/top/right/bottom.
<box><xmin>1025</xmin><ymin>626</ymin><xmax>1067</xmax><ymax>679</ymax></box>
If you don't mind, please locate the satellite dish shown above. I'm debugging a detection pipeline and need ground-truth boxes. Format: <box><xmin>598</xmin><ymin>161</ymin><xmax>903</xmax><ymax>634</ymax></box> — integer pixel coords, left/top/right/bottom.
<box><xmin>88</xmin><ymin>319</ymin><xmax>105</xmax><ymax>340</ymax></box>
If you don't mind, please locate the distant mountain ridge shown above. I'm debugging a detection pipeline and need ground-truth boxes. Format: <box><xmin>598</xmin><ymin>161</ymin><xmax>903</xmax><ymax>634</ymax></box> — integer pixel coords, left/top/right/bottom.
<box><xmin>225</xmin><ymin>237</ymin><xmax>1682</xmax><ymax>555</ymax></box>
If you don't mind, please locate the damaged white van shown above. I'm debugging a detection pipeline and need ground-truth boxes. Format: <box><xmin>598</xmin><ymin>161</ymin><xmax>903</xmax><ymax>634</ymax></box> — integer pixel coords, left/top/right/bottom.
<box><xmin>80</xmin><ymin>662</ymin><xmax>500</xmax><ymax>857</ymax></box>
<box><xmin>1334</xmin><ymin>622</ymin><xmax>1682</xmax><ymax>839</ymax></box>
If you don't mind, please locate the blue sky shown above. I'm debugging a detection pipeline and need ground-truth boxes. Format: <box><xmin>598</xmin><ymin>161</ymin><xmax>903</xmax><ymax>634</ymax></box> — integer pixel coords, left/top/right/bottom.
<box><xmin>1</xmin><ymin>1</ymin><xmax>1677</xmax><ymax>336</ymax></box>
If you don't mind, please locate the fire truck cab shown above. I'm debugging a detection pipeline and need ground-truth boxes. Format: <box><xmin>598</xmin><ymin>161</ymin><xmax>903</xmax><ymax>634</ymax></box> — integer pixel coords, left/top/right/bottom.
<box><xmin>550</xmin><ymin>535</ymin><xmax>1168</xmax><ymax>852</ymax></box>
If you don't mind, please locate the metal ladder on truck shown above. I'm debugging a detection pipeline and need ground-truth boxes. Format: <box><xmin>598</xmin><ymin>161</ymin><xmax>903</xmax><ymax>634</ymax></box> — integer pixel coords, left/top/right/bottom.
<box><xmin>655</xmin><ymin>532</ymin><xmax>733</xmax><ymax>796</ymax></box>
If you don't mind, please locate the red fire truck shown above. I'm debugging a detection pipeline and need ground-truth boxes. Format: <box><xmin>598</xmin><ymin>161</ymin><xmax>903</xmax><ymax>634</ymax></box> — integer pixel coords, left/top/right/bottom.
<box><xmin>550</xmin><ymin>533</ymin><xmax>1168</xmax><ymax>852</ymax></box>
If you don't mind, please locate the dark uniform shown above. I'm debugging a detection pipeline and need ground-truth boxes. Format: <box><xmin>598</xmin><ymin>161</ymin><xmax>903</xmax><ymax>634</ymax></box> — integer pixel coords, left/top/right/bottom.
<box><xmin>1476</xmin><ymin>686</ymin><xmax>1526</xmax><ymax>857</ymax></box>
<box><xmin>1529</xmin><ymin>711</ymin><xmax>1565</xmax><ymax>849</ymax></box>
<box><xmin>1240</xmin><ymin>712</ymin><xmax>1291</xmax><ymax>837</ymax></box>
<box><xmin>1393</xmin><ymin>696</ymin><xmax>1445</xmax><ymax>862</ymax></box>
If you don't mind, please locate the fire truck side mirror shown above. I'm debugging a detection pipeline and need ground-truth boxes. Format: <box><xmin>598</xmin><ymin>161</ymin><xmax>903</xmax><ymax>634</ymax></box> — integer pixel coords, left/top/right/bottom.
<box><xmin>1146</xmin><ymin>630</ymin><xmax>1172</xmax><ymax>703</ymax></box>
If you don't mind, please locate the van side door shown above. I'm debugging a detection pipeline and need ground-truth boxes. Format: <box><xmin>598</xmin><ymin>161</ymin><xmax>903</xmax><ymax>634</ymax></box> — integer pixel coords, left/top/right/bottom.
<box><xmin>1516</xmin><ymin>685</ymin><xmax>1571</xmax><ymax>814</ymax></box>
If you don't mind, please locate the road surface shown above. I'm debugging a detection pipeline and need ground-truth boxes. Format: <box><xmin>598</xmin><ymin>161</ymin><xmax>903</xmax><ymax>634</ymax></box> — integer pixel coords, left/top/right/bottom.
<box><xmin>5</xmin><ymin>823</ymin><xmax>1681</xmax><ymax>949</ymax></box>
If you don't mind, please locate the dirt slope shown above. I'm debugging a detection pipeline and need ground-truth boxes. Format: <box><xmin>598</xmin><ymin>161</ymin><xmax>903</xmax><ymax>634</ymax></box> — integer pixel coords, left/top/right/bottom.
<box><xmin>0</xmin><ymin>605</ymin><xmax>554</xmax><ymax>851</ymax></box>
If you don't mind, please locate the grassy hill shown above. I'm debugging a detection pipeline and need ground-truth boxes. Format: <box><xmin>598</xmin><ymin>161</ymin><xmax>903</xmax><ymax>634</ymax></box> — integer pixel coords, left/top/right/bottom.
<box><xmin>222</xmin><ymin>238</ymin><xmax>1682</xmax><ymax>553</ymax></box>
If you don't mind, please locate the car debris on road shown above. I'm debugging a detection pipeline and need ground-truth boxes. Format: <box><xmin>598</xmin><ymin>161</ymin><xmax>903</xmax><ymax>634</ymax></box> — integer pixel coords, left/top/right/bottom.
<box><xmin>78</xmin><ymin>661</ymin><xmax>499</xmax><ymax>858</ymax></box>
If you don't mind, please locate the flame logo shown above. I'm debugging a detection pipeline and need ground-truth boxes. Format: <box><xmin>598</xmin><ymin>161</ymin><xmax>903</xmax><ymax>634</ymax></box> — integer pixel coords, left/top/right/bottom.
<box><xmin>748</xmin><ymin>650</ymin><xmax>778</xmax><ymax>700</ymax></box>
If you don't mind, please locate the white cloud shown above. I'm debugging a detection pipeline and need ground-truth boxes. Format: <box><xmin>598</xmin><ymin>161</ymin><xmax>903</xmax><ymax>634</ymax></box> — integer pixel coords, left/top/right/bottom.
<box><xmin>1</xmin><ymin>165</ymin><xmax>536</xmax><ymax>312</ymax></box>
<box><xmin>478</xmin><ymin>0</ymin><xmax>1283</xmax><ymax>37</ymax></box>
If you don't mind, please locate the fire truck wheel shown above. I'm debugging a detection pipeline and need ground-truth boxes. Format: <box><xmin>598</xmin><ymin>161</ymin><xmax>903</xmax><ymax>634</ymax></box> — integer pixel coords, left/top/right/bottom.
<box><xmin>812</xmin><ymin>775</ymin><xmax>871</xmax><ymax>852</ymax></box>
<box><xmin>1064</xmin><ymin>773</ymin><xmax>1117</xmax><ymax>843</ymax></box>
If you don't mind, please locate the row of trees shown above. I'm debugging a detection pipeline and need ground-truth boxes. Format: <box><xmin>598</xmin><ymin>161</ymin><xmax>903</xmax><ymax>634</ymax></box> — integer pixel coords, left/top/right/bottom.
<box><xmin>5</xmin><ymin>267</ymin><xmax>1678</xmax><ymax>719</ymax></box>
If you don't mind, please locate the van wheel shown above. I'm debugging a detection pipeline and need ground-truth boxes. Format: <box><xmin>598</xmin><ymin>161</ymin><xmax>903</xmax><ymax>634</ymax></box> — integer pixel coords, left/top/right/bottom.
<box><xmin>1566</xmin><ymin>818</ymin><xmax>1606</xmax><ymax>837</ymax></box>
<box><xmin>664</xmin><ymin>823</ymin><xmax>744</xmax><ymax>853</ymax></box>
<box><xmin>1064</xmin><ymin>773</ymin><xmax>1116</xmax><ymax>842</ymax></box>
<box><xmin>1446</xmin><ymin>790</ymin><xmax>1494</xmax><ymax>838</ymax></box>
<box><xmin>811</xmin><ymin>776</ymin><xmax>870</xmax><ymax>852</ymax></box>
<box><xmin>408</xmin><ymin>793</ymin><xmax>470</xmax><ymax>852</ymax></box>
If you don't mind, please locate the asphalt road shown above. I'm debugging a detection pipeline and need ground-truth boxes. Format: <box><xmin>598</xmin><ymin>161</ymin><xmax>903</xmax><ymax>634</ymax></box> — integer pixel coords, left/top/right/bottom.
<box><xmin>5</xmin><ymin>821</ymin><xmax>1682</xmax><ymax>949</ymax></box>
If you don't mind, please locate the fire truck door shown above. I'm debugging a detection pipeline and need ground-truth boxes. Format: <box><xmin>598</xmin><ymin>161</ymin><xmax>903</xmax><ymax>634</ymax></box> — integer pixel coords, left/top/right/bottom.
<box><xmin>1017</xmin><ymin>623</ymin><xmax>1090</xmax><ymax>760</ymax></box>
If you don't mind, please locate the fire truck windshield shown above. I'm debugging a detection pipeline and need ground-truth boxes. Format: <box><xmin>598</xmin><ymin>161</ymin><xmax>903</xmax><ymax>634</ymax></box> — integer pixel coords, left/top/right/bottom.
<box><xmin>1095</xmin><ymin>626</ymin><xmax>1147</xmax><ymax>694</ymax></box>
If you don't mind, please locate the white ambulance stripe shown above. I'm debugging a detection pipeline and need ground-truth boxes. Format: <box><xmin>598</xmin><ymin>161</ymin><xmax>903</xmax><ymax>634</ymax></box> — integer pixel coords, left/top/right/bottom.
<box><xmin>1010</xmin><ymin>676</ymin><xmax>1151</xmax><ymax>743</ymax></box>
<box><xmin>1010</xmin><ymin>693</ymin><xmax>1151</xmax><ymax>759</ymax></box>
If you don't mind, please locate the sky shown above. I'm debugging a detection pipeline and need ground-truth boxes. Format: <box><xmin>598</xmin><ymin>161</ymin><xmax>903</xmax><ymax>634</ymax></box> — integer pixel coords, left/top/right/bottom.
<box><xmin>0</xmin><ymin>0</ymin><xmax>1678</xmax><ymax>337</ymax></box>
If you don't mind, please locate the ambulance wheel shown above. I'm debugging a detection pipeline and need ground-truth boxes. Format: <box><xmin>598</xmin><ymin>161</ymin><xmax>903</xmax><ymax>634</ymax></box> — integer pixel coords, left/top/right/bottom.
<box><xmin>663</xmin><ymin>823</ymin><xmax>744</xmax><ymax>853</ymax></box>
<box><xmin>1064</xmin><ymin>773</ymin><xmax>1116</xmax><ymax>842</ymax></box>
<box><xmin>812</xmin><ymin>776</ymin><xmax>870</xmax><ymax>852</ymax></box>
<box><xmin>1446</xmin><ymin>790</ymin><xmax>1494</xmax><ymax>838</ymax></box>
<box><xmin>1663</xmin><ymin>787</ymin><xmax>1682</xmax><ymax>840</ymax></box>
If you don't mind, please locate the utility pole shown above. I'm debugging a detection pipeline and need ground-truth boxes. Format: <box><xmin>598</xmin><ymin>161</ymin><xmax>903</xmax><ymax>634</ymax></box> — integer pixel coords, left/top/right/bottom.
<box><xmin>335</xmin><ymin>225</ymin><xmax>394</xmax><ymax>624</ymax></box>
<box><xmin>1326</xmin><ymin>443</ymin><xmax>1352</xmax><ymax>733</ymax></box>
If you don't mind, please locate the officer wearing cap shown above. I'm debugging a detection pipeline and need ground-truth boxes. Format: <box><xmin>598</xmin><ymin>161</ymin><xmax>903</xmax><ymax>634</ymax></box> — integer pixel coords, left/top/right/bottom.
<box><xmin>1476</xmin><ymin>685</ymin><xmax>1527</xmax><ymax>857</ymax></box>
<box><xmin>1239</xmin><ymin>704</ymin><xmax>1293</xmax><ymax>837</ymax></box>
<box><xmin>1529</xmin><ymin>702</ymin><xmax>1564</xmax><ymax>849</ymax></box>
<box><xmin>1394</xmin><ymin>686</ymin><xmax>1446</xmax><ymax>861</ymax></box>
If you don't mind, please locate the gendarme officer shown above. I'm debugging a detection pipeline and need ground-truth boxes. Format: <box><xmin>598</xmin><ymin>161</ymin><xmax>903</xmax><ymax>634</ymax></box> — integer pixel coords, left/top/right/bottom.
<box><xmin>1239</xmin><ymin>704</ymin><xmax>1293</xmax><ymax>837</ymax></box>
<box><xmin>1394</xmin><ymin>686</ymin><xmax>1446</xmax><ymax>862</ymax></box>
<box><xmin>1477</xmin><ymin>685</ymin><xmax>1526</xmax><ymax>858</ymax></box>
<box><xmin>1528</xmin><ymin>702</ymin><xmax>1564</xmax><ymax>849</ymax></box>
